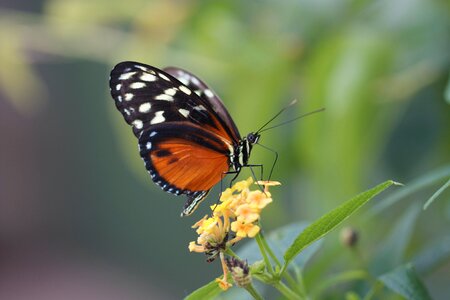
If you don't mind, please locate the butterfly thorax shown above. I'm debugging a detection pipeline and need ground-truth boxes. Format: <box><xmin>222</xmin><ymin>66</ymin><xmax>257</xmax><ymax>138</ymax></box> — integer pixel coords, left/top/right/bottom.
<box><xmin>230</xmin><ymin>132</ymin><xmax>260</xmax><ymax>171</ymax></box>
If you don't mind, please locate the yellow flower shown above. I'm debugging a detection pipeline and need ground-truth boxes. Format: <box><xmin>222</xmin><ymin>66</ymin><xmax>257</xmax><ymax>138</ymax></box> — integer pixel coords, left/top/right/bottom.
<box><xmin>211</xmin><ymin>198</ymin><xmax>233</xmax><ymax>217</ymax></box>
<box><xmin>232</xmin><ymin>177</ymin><xmax>253</xmax><ymax>192</ymax></box>
<box><xmin>216</xmin><ymin>277</ymin><xmax>232</xmax><ymax>291</ymax></box>
<box><xmin>219</xmin><ymin>187</ymin><xmax>233</xmax><ymax>202</ymax></box>
<box><xmin>235</xmin><ymin>203</ymin><xmax>260</xmax><ymax>223</ymax></box>
<box><xmin>247</xmin><ymin>190</ymin><xmax>273</xmax><ymax>209</ymax></box>
<box><xmin>188</xmin><ymin>177</ymin><xmax>280</xmax><ymax>290</ymax></box>
<box><xmin>231</xmin><ymin>220</ymin><xmax>260</xmax><ymax>238</ymax></box>
<box><xmin>195</xmin><ymin>217</ymin><xmax>217</xmax><ymax>235</ymax></box>
<box><xmin>191</xmin><ymin>215</ymin><xmax>208</xmax><ymax>229</ymax></box>
<box><xmin>188</xmin><ymin>241</ymin><xmax>204</xmax><ymax>253</ymax></box>
<box><xmin>256</xmin><ymin>180</ymin><xmax>281</xmax><ymax>193</ymax></box>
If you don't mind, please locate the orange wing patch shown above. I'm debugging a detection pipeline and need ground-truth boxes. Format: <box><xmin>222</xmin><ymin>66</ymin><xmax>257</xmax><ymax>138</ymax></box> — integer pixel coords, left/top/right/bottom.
<box><xmin>150</xmin><ymin>138</ymin><xmax>230</xmax><ymax>192</ymax></box>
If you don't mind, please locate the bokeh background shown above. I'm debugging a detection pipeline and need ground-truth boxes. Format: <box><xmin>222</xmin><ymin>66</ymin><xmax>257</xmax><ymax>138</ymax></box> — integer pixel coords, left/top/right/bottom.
<box><xmin>0</xmin><ymin>0</ymin><xmax>449</xmax><ymax>299</ymax></box>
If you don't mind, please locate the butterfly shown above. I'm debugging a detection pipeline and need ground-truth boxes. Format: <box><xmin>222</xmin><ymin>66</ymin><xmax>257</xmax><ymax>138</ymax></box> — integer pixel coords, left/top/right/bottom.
<box><xmin>109</xmin><ymin>61</ymin><xmax>262</xmax><ymax>216</ymax></box>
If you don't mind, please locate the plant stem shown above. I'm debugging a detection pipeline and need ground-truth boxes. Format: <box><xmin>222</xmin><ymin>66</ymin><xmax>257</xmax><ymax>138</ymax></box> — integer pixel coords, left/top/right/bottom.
<box><xmin>258</xmin><ymin>229</ymin><xmax>282</xmax><ymax>267</ymax></box>
<box><xmin>245</xmin><ymin>283</ymin><xmax>264</xmax><ymax>300</ymax></box>
<box><xmin>273</xmin><ymin>281</ymin><xmax>303</xmax><ymax>300</ymax></box>
<box><xmin>294</xmin><ymin>268</ymin><xmax>308</xmax><ymax>299</ymax></box>
<box><xmin>225</xmin><ymin>248</ymin><xmax>240</xmax><ymax>259</ymax></box>
<box><xmin>255</xmin><ymin>233</ymin><xmax>275</xmax><ymax>274</ymax></box>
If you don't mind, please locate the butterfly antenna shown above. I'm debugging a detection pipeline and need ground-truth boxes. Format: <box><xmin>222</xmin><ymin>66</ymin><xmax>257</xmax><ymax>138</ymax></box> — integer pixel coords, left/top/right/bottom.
<box><xmin>255</xmin><ymin>99</ymin><xmax>298</xmax><ymax>133</ymax></box>
<box><xmin>258</xmin><ymin>107</ymin><xmax>325</xmax><ymax>133</ymax></box>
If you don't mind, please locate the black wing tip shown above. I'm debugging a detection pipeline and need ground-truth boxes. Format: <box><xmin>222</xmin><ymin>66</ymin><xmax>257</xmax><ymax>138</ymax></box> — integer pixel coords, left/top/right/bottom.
<box><xmin>111</xmin><ymin>61</ymin><xmax>153</xmax><ymax>73</ymax></box>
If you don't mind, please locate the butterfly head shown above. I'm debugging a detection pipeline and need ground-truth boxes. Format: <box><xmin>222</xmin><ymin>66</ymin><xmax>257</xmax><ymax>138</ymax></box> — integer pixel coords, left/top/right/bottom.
<box><xmin>231</xmin><ymin>132</ymin><xmax>261</xmax><ymax>171</ymax></box>
<box><xmin>246</xmin><ymin>132</ymin><xmax>260</xmax><ymax>145</ymax></box>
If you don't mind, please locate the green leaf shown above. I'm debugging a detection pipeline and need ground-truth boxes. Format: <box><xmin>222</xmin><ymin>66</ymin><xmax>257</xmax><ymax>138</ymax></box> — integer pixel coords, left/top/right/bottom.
<box><xmin>184</xmin><ymin>280</ymin><xmax>222</xmax><ymax>300</ymax></box>
<box><xmin>370</xmin><ymin>165</ymin><xmax>450</xmax><ymax>215</ymax></box>
<box><xmin>370</xmin><ymin>204</ymin><xmax>420</xmax><ymax>275</ymax></box>
<box><xmin>282</xmin><ymin>180</ymin><xmax>397</xmax><ymax>272</ymax></box>
<box><xmin>379</xmin><ymin>263</ymin><xmax>432</xmax><ymax>300</ymax></box>
<box><xmin>423</xmin><ymin>178</ymin><xmax>450</xmax><ymax>210</ymax></box>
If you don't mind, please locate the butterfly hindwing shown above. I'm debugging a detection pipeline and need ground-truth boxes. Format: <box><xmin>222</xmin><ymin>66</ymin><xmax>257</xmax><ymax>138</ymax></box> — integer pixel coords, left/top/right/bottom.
<box><xmin>138</xmin><ymin>122</ymin><xmax>231</xmax><ymax>215</ymax></box>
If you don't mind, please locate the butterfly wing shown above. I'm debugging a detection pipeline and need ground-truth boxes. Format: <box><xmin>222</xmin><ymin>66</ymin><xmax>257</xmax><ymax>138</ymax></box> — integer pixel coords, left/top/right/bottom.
<box><xmin>163</xmin><ymin>67</ymin><xmax>241</xmax><ymax>142</ymax></box>
<box><xmin>110</xmin><ymin>61</ymin><xmax>240</xmax><ymax>143</ymax></box>
<box><xmin>109</xmin><ymin>61</ymin><xmax>238</xmax><ymax>216</ymax></box>
<box><xmin>138</xmin><ymin>122</ymin><xmax>231</xmax><ymax>216</ymax></box>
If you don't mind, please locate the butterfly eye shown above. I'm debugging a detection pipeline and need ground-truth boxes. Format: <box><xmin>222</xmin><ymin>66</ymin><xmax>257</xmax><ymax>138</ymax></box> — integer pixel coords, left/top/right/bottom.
<box><xmin>247</xmin><ymin>133</ymin><xmax>260</xmax><ymax>144</ymax></box>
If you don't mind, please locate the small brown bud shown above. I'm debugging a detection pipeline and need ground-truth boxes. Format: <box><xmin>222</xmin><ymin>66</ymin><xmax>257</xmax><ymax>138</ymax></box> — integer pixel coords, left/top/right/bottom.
<box><xmin>340</xmin><ymin>227</ymin><xmax>359</xmax><ymax>248</ymax></box>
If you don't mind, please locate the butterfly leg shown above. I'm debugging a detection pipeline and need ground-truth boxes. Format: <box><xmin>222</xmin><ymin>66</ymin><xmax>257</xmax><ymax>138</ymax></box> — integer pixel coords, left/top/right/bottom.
<box><xmin>255</xmin><ymin>143</ymin><xmax>278</xmax><ymax>181</ymax></box>
<box><xmin>225</xmin><ymin>170</ymin><xmax>241</xmax><ymax>188</ymax></box>
<box><xmin>246</xmin><ymin>164</ymin><xmax>266</xmax><ymax>193</ymax></box>
<box><xmin>246</xmin><ymin>164</ymin><xmax>264</xmax><ymax>181</ymax></box>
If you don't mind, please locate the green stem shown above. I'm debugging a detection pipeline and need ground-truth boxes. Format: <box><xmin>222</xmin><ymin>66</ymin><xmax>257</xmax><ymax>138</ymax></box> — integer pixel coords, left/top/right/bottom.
<box><xmin>255</xmin><ymin>233</ymin><xmax>275</xmax><ymax>274</ymax></box>
<box><xmin>293</xmin><ymin>269</ymin><xmax>308</xmax><ymax>299</ymax></box>
<box><xmin>258</xmin><ymin>229</ymin><xmax>282</xmax><ymax>267</ymax></box>
<box><xmin>244</xmin><ymin>283</ymin><xmax>264</xmax><ymax>300</ymax></box>
<box><xmin>225</xmin><ymin>248</ymin><xmax>240</xmax><ymax>259</ymax></box>
<box><xmin>273</xmin><ymin>281</ymin><xmax>303</xmax><ymax>300</ymax></box>
<box><xmin>284</xmin><ymin>271</ymin><xmax>302</xmax><ymax>294</ymax></box>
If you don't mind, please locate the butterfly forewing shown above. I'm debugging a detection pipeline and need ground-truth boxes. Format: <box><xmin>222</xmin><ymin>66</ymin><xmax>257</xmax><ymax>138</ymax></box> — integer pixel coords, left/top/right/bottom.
<box><xmin>110</xmin><ymin>61</ymin><xmax>238</xmax><ymax>142</ymax></box>
<box><xmin>163</xmin><ymin>67</ymin><xmax>241</xmax><ymax>142</ymax></box>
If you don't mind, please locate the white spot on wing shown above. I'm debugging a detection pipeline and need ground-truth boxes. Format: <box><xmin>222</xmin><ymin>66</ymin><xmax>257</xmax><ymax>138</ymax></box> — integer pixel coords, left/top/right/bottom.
<box><xmin>116</xmin><ymin>84</ymin><xmax>122</xmax><ymax>91</ymax></box>
<box><xmin>179</xmin><ymin>85</ymin><xmax>191</xmax><ymax>95</ymax></box>
<box><xmin>191</xmin><ymin>77</ymin><xmax>200</xmax><ymax>85</ymax></box>
<box><xmin>146</xmin><ymin>142</ymin><xmax>152</xmax><ymax>149</ymax></box>
<box><xmin>150</xmin><ymin>131</ymin><xmax>157</xmax><ymax>137</ymax></box>
<box><xmin>130</xmin><ymin>82</ymin><xmax>146</xmax><ymax>89</ymax></box>
<box><xmin>194</xmin><ymin>105</ymin><xmax>207</xmax><ymax>111</ymax></box>
<box><xmin>150</xmin><ymin>111</ymin><xmax>165</xmax><ymax>124</ymax></box>
<box><xmin>178</xmin><ymin>77</ymin><xmax>189</xmax><ymax>85</ymax></box>
<box><xmin>158</xmin><ymin>73</ymin><xmax>171</xmax><ymax>81</ymax></box>
<box><xmin>164</xmin><ymin>88</ymin><xmax>177</xmax><ymax>96</ymax></box>
<box><xmin>117</xmin><ymin>95</ymin><xmax>122</xmax><ymax>102</ymax></box>
<box><xmin>124</xmin><ymin>93</ymin><xmax>134</xmax><ymax>101</ymax></box>
<box><xmin>119</xmin><ymin>71</ymin><xmax>136</xmax><ymax>80</ymax></box>
<box><xmin>140</xmin><ymin>73</ymin><xmax>157</xmax><ymax>82</ymax></box>
<box><xmin>204</xmin><ymin>89</ymin><xmax>214</xmax><ymax>98</ymax></box>
<box><xmin>124</xmin><ymin>108</ymin><xmax>131</xmax><ymax>116</ymax></box>
<box><xmin>178</xmin><ymin>108</ymin><xmax>189</xmax><ymax>118</ymax></box>
<box><xmin>154</xmin><ymin>94</ymin><xmax>174</xmax><ymax>101</ymax></box>
<box><xmin>135</xmin><ymin>65</ymin><xmax>147</xmax><ymax>71</ymax></box>
<box><xmin>132</xmin><ymin>119</ymin><xmax>143</xmax><ymax>129</ymax></box>
<box><xmin>139</xmin><ymin>102</ymin><xmax>151</xmax><ymax>113</ymax></box>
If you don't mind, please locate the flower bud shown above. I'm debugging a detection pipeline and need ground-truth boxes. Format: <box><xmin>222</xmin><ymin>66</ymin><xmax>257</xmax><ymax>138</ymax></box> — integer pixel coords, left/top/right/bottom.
<box><xmin>340</xmin><ymin>227</ymin><xmax>359</xmax><ymax>248</ymax></box>
<box><xmin>225</xmin><ymin>257</ymin><xmax>252</xmax><ymax>287</ymax></box>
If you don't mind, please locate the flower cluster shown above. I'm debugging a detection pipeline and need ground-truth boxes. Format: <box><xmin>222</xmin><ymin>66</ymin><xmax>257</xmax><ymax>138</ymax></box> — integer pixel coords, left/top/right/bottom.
<box><xmin>188</xmin><ymin>177</ymin><xmax>280</xmax><ymax>290</ymax></box>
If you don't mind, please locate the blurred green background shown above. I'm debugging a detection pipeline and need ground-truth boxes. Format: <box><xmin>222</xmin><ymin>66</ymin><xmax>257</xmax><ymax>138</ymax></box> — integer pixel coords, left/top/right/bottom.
<box><xmin>0</xmin><ymin>0</ymin><xmax>449</xmax><ymax>299</ymax></box>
